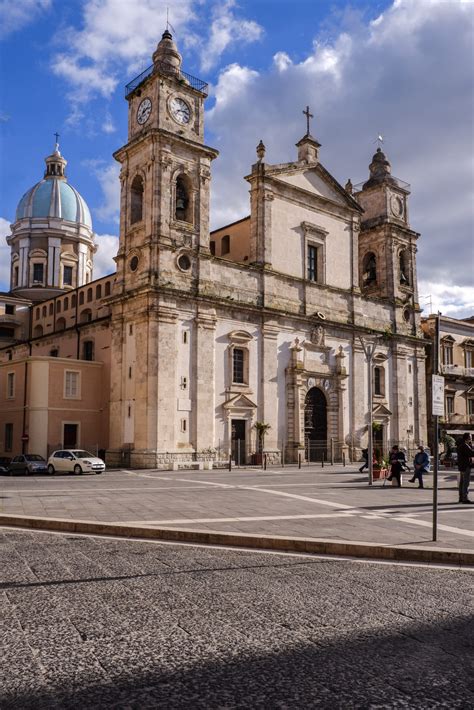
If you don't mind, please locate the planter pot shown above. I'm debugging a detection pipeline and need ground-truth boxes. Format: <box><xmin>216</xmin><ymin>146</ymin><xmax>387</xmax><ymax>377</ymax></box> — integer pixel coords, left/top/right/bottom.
<box><xmin>373</xmin><ymin>467</ymin><xmax>388</xmax><ymax>480</ymax></box>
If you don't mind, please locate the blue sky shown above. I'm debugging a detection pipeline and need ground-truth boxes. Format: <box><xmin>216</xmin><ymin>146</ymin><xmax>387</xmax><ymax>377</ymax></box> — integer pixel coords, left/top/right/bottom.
<box><xmin>0</xmin><ymin>0</ymin><xmax>473</xmax><ymax>316</ymax></box>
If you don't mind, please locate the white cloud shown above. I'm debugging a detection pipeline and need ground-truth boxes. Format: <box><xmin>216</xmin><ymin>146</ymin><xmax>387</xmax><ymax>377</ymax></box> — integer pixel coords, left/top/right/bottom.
<box><xmin>200</xmin><ymin>0</ymin><xmax>263</xmax><ymax>72</ymax></box>
<box><xmin>206</xmin><ymin>0</ymin><xmax>474</xmax><ymax>314</ymax></box>
<box><xmin>0</xmin><ymin>217</ymin><xmax>12</xmax><ymax>291</ymax></box>
<box><xmin>102</xmin><ymin>112</ymin><xmax>116</xmax><ymax>134</ymax></box>
<box><xmin>93</xmin><ymin>233</ymin><xmax>118</xmax><ymax>279</ymax></box>
<box><xmin>0</xmin><ymin>0</ymin><xmax>51</xmax><ymax>40</ymax></box>
<box><xmin>84</xmin><ymin>160</ymin><xmax>121</xmax><ymax>224</ymax></box>
<box><xmin>419</xmin><ymin>282</ymin><xmax>474</xmax><ymax>320</ymax></box>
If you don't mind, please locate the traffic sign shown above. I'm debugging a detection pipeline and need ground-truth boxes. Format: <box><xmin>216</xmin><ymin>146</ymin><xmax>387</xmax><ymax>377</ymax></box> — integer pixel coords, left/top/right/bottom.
<box><xmin>432</xmin><ymin>374</ymin><xmax>445</xmax><ymax>417</ymax></box>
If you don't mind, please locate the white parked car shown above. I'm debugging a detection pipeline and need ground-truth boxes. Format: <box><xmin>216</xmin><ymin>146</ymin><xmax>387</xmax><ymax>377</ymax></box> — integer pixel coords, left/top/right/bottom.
<box><xmin>47</xmin><ymin>450</ymin><xmax>105</xmax><ymax>475</ymax></box>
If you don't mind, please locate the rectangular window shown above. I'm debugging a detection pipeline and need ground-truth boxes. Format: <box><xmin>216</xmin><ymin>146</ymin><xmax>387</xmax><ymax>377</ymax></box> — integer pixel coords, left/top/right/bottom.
<box><xmin>446</xmin><ymin>395</ymin><xmax>454</xmax><ymax>414</ymax></box>
<box><xmin>210</xmin><ymin>241</ymin><xmax>216</xmax><ymax>256</ymax></box>
<box><xmin>63</xmin><ymin>423</ymin><xmax>78</xmax><ymax>448</ymax></box>
<box><xmin>5</xmin><ymin>423</ymin><xmax>13</xmax><ymax>452</ymax></box>
<box><xmin>233</xmin><ymin>348</ymin><xmax>245</xmax><ymax>384</ymax></box>
<box><xmin>182</xmin><ymin>331</ymin><xmax>188</xmax><ymax>344</ymax></box>
<box><xmin>374</xmin><ymin>367</ymin><xmax>382</xmax><ymax>396</ymax></box>
<box><xmin>181</xmin><ymin>418</ymin><xmax>187</xmax><ymax>432</ymax></box>
<box><xmin>307</xmin><ymin>245</ymin><xmax>318</xmax><ymax>282</ymax></box>
<box><xmin>468</xmin><ymin>399</ymin><xmax>474</xmax><ymax>415</ymax></box>
<box><xmin>221</xmin><ymin>234</ymin><xmax>230</xmax><ymax>255</ymax></box>
<box><xmin>7</xmin><ymin>372</ymin><xmax>15</xmax><ymax>398</ymax></box>
<box><xmin>64</xmin><ymin>371</ymin><xmax>80</xmax><ymax>398</ymax></box>
<box><xmin>33</xmin><ymin>263</ymin><xmax>44</xmax><ymax>283</ymax></box>
<box><xmin>465</xmin><ymin>350</ymin><xmax>473</xmax><ymax>368</ymax></box>
<box><xmin>442</xmin><ymin>344</ymin><xmax>453</xmax><ymax>365</ymax></box>
<box><xmin>83</xmin><ymin>341</ymin><xmax>94</xmax><ymax>361</ymax></box>
<box><xmin>63</xmin><ymin>265</ymin><xmax>73</xmax><ymax>286</ymax></box>
<box><xmin>5</xmin><ymin>304</ymin><xmax>14</xmax><ymax>315</ymax></box>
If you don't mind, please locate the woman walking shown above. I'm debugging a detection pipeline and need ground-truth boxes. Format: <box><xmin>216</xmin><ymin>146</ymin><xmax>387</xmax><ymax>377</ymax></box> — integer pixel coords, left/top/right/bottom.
<box><xmin>410</xmin><ymin>446</ymin><xmax>429</xmax><ymax>488</ymax></box>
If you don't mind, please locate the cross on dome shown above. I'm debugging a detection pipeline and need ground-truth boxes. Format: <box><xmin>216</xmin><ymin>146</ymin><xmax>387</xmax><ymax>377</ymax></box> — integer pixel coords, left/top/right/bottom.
<box><xmin>303</xmin><ymin>105</ymin><xmax>314</xmax><ymax>136</ymax></box>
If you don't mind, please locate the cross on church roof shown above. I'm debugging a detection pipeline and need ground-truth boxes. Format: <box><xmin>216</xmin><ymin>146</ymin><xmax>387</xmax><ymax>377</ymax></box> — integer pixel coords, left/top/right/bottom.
<box><xmin>303</xmin><ymin>105</ymin><xmax>314</xmax><ymax>135</ymax></box>
<box><xmin>54</xmin><ymin>132</ymin><xmax>60</xmax><ymax>143</ymax></box>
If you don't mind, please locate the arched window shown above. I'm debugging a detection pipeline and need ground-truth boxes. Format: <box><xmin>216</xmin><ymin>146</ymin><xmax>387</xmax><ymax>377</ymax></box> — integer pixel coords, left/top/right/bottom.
<box><xmin>96</xmin><ymin>284</ymin><xmax>102</xmax><ymax>299</ymax></box>
<box><xmin>49</xmin><ymin>303</ymin><xmax>54</xmax><ymax>316</ymax></box>
<box><xmin>175</xmin><ymin>175</ymin><xmax>191</xmax><ymax>222</ymax></box>
<box><xmin>56</xmin><ymin>317</ymin><xmax>66</xmax><ymax>331</ymax></box>
<box><xmin>221</xmin><ymin>235</ymin><xmax>230</xmax><ymax>256</ymax></box>
<box><xmin>104</xmin><ymin>281</ymin><xmax>111</xmax><ymax>296</ymax></box>
<box><xmin>130</xmin><ymin>175</ymin><xmax>144</xmax><ymax>224</ymax></box>
<box><xmin>362</xmin><ymin>252</ymin><xmax>377</xmax><ymax>286</ymax></box>
<box><xmin>64</xmin><ymin>297</ymin><xmax>69</xmax><ymax>311</ymax></box>
<box><xmin>71</xmin><ymin>294</ymin><xmax>76</xmax><ymax>308</ymax></box>
<box><xmin>79</xmin><ymin>292</ymin><xmax>84</xmax><ymax>306</ymax></box>
<box><xmin>80</xmin><ymin>309</ymin><xmax>92</xmax><ymax>324</ymax></box>
<box><xmin>42</xmin><ymin>306</ymin><xmax>47</xmax><ymax>318</ymax></box>
<box><xmin>82</xmin><ymin>340</ymin><xmax>94</xmax><ymax>361</ymax></box>
<box><xmin>35</xmin><ymin>308</ymin><xmax>40</xmax><ymax>320</ymax></box>
<box><xmin>87</xmin><ymin>288</ymin><xmax>93</xmax><ymax>303</ymax></box>
<box><xmin>374</xmin><ymin>366</ymin><xmax>385</xmax><ymax>396</ymax></box>
<box><xmin>399</xmin><ymin>250</ymin><xmax>410</xmax><ymax>286</ymax></box>
<box><xmin>33</xmin><ymin>325</ymin><xmax>43</xmax><ymax>337</ymax></box>
<box><xmin>56</xmin><ymin>301</ymin><xmax>61</xmax><ymax>314</ymax></box>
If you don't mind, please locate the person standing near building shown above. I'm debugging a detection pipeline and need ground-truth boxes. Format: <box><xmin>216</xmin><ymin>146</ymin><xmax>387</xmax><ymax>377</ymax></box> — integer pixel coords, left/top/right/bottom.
<box><xmin>387</xmin><ymin>445</ymin><xmax>404</xmax><ymax>487</ymax></box>
<box><xmin>359</xmin><ymin>448</ymin><xmax>368</xmax><ymax>473</ymax></box>
<box><xmin>410</xmin><ymin>446</ymin><xmax>429</xmax><ymax>488</ymax></box>
<box><xmin>457</xmin><ymin>433</ymin><xmax>473</xmax><ymax>504</ymax></box>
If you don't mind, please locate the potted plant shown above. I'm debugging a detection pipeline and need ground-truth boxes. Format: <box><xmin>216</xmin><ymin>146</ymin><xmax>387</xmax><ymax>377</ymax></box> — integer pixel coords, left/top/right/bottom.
<box><xmin>252</xmin><ymin>422</ymin><xmax>271</xmax><ymax>465</ymax></box>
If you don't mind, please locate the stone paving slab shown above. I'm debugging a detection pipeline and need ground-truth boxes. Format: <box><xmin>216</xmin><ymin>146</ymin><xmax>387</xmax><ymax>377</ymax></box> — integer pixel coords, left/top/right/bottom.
<box><xmin>1</xmin><ymin>529</ymin><xmax>473</xmax><ymax>709</ymax></box>
<box><xmin>0</xmin><ymin>466</ymin><xmax>472</xmax><ymax>552</ymax></box>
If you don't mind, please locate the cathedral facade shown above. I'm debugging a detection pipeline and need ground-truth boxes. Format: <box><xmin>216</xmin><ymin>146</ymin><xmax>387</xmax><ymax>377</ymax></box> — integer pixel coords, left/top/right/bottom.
<box><xmin>0</xmin><ymin>31</ymin><xmax>427</xmax><ymax>467</ymax></box>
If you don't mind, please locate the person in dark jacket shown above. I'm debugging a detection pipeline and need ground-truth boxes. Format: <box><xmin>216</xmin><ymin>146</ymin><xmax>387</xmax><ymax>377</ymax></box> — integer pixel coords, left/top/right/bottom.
<box><xmin>457</xmin><ymin>433</ymin><xmax>473</xmax><ymax>504</ymax></box>
<box><xmin>387</xmin><ymin>445</ymin><xmax>404</xmax><ymax>487</ymax></box>
<box><xmin>359</xmin><ymin>448</ymin><xmax>368</xmax><ymax>473</ymax></box>
<box><xmin>410</xmin><ymin>446</ymin><xmax>429</xmax><ymax>488</ymax></box>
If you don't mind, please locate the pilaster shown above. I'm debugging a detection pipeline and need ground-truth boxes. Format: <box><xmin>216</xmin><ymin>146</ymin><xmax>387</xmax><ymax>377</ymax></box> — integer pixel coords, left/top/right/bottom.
<box><xmin>193</xmin><ymin>309</ymin><xmax>217</xmax><ymax>451</ymax></box>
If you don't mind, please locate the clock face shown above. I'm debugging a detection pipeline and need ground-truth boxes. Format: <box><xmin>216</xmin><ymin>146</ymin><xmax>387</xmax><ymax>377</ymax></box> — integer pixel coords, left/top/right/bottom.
<box><xmin>169</xmin><ymin>97</ymin><xmax>191</xmax><ymax>125</ymax></box>
<box><xmin>390</xmin><ymin>194</ymin><xmax>403</xmax><ymax>217</ymax></box>
<box><xmin>136</xmin><ymin>98</ymin><xmax>152</xmax><ymax>125</ymax></box>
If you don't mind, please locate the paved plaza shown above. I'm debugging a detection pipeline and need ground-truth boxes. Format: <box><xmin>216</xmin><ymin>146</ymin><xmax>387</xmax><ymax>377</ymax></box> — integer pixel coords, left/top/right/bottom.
<box><xmin>1</xmin><ymin>466</ymin><xmax>472</xmax><ymax>551</ymax></box>
<box><xmin>1</xmin><ymin>528</ymin><xmax>473</xmax><ymax>709</ymax></box>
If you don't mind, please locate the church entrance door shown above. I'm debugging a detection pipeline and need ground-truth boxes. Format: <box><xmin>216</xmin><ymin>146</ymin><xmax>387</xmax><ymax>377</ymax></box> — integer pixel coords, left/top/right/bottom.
<box><xmin>304</xmin><ymin>387</ymin><xmax>327</xmax><ymax>462</ymax></box>
<box><xmin>231</xmin><ymin>419</ymin><xmax>246</xmax><ymax>465</ymax></box>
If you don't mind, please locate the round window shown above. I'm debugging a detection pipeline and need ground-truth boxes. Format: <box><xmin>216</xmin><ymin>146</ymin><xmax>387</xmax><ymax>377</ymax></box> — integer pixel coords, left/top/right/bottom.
<box><xmin>403</xmin><ymin>308</ymin><xmax>411</xmax><ymax>323</ymax></box>
<box><xmin>177</xmin><ymin>254</ymin><xmax>192</xmax><ymax>271</ymax></box>
<box><xmin>130</xmin><ymin>255</ymin><xmax>139</xmax><ymax>272</ymax></box>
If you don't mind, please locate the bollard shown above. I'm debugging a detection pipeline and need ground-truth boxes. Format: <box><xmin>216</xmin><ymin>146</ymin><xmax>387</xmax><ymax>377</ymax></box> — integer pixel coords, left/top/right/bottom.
<box><xmin>321</xmin><ymin>452</ymin><xmax>324</xmax><ymax>468</ymax></box>
<box><xmin>228</xmin><ymin>454</ymin><xmax>232</xmax><ymax>472</ymax></box>
<box><xmin>298</xmin><ymin>453</ymin><xmax>302</xmax><ymax>469</ymax></box>
<box><xmin>330</xmin><ymin>438</ymin><xmax>334</xmax><ymax>466</ymax></box>
<box><xmin>263</xmin><ymin>454</ymin><xmax>267</xmax><ymax>470</ymax></box>
<box><xmin>343</xmin><ymin>451</ymin><xmax>346</xmax><ymax>467</ymax></box>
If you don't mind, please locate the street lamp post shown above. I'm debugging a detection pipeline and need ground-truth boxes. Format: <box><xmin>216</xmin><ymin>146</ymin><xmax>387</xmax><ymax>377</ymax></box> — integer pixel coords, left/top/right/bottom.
<box><xmin>359</xmin><ymin>335</ymin><xmax>381</xmax><ymax>486</ymax></box>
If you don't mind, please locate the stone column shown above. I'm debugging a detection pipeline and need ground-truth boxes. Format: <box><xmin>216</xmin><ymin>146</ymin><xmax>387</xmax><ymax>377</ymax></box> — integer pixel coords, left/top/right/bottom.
<box><xmin>193</xmin><ymin>309</ymin><xmax>217</xmax><ymax>452</ymax></box>
<box><xmin>261</xmin><ymin>322</ymin><xmax>280</xmax><ymax>456</ymax></box>
<box><xmin>414</xmin><ymin>347</ymin><xmax>428</xmax><ymax>445</ymax></box>
<box><xmin>48</xmin><ymin>237</ymin><xmax>61</xmax><ymax>287</ymax></box>
<box><xmin>392</xmin><ymin>344</ymin><xmax>409</xmax><ymax>444</ymax></box>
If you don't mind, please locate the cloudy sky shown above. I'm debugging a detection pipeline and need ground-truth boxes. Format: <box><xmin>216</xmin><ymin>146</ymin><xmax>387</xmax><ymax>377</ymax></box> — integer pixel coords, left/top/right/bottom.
<box><xmin>0</xmin><ymin>0</ymin><xmax>473</xmax><ymax>317</ymax></box>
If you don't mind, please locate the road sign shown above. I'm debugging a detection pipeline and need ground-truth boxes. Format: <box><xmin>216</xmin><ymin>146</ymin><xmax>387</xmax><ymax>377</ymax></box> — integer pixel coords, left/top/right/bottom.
<box><xmin>432</xmin><ymin>375</ymin><xmax>445</xmax><ymax>417</ymax></box>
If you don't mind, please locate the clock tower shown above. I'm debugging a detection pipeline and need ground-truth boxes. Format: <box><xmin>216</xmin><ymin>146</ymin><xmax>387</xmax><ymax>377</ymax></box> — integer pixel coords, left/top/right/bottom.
<box><xmin>355</xmin><ymin>147</ymin><xmax>421</xmax><ymax>335</ymax></box>
<box><xmin>108</xmin><ymin>30</ymin><xmax>218</xmax><ymax>467</ymax></box>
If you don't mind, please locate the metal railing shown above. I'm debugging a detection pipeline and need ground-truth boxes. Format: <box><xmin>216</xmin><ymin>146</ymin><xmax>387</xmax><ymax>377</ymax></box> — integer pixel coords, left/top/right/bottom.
<box><xmin>125</xmin><ymin>61</ymin><xmax>208</xmax><ymax>97</ymax></box>
<box><xmin>352</xmin><ymin>176</ymin><xmax>411</xmax><ymax>193</ymax></box>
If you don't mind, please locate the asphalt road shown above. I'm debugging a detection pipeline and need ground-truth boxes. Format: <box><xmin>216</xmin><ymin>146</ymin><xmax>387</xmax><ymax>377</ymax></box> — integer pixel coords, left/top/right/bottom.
<box><xmin>1</xmin><ymin>528</ymin><xmax>473</xmax><ymax>709</ymax></box>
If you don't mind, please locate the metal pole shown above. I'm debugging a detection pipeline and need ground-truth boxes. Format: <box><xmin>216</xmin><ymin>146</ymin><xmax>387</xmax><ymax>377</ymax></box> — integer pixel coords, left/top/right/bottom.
<box><xmin>237</xmin><ymin>439</ymin><xmax>240</xmax><ymax>468</ymax></box>
<box><xmin>343</xmin><ymin>451</ymin><xmax>346</xmax><ymax>467</ymax></box>
<box><xmin>330</xmin><ymin>438</ymin><xmax>334</xmax><ymax>465</ymax></box>
<box><xmin>298</xmin><ymin>453</ymin><xmax>301</xmax><ymax>469</ymax></box>
<box><xmin>263</xmin><ymin>454</ymin><xmax>267</xmax><ymax>470</ymax></box>
<box><xmin>321</xmin><ymin>451</ymin><xmax>324</xmax><ymax>468</ymax></box>
<box><xmin>433</xmin><ymin>313</ymin><xmax>440</xmax><ymax>541</ymax></box>
<box><xmin>228</xmin><ymin>454</ymin><xmax>232</xmax><ymax>472</ymax></box>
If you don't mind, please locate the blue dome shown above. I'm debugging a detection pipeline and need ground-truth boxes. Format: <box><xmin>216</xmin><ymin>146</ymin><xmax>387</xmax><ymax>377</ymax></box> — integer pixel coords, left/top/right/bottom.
<box><xmin>15</xmin><ymin>177</ymin><xmax>92</xmax><ymax>229</ymax></box>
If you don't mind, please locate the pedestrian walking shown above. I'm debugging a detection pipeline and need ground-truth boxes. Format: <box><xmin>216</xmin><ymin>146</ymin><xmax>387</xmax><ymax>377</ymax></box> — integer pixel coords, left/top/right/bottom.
<box><xmin>409</xmin><ymin>446</ymin><xmax>429</xmax><ymax>488</ymax></box>
<box><xmin>399</xmin><ymin>448</ymin><xmax>411</xmax><ymax>473</ymax></box>
<box><xmin>387</xmin><ymin>445</ymin><xmax>404</xmax><ymax>487</ymax></box>
<box><xmin>359</xmin><ymin>448</ymin><xmax>368</xmax><ymax>473</ymax></box>
<box><xmin>456</xmin><ymin>433</ymin><xmax>473</xmax><ymax>504</ymax></box>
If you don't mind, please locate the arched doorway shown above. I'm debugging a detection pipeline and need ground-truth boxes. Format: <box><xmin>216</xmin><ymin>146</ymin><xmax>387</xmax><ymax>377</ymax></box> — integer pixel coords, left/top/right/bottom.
<box><xmin>304</xmin><ymin>387</ymin><xmax>327</xmax><ymax>461</ymax></box>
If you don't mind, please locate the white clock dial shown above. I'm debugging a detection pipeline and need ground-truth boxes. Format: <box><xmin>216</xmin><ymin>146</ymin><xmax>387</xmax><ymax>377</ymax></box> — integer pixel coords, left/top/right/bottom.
<box><xmin>170</xmin><ymin>97</ymin><xmax>191</xmax><ymax>125</ymax></box>
<box><xmin>390</xmin><ymin>194</ymin><xmax>403</xmax><ymax>217</ymax></box>
<box><xmin>137</xmin><ymin>98</ymin><xmax>152</xmax><ymax>125</ymax></box>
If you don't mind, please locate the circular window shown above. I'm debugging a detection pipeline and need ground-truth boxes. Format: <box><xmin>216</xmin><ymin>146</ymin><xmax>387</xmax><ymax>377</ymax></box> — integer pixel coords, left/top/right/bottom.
<box><xmin>403</xmin><ymin>308</ymin><xmax>411</xmax><ymax>323</ymax></box>
<box><xmin>130</xmin><ymin>256</ymin><xmax>139</xmax><ymax>272</ymax></box>
<box><xmin>177</xmin><ymin>254</ymin><xmax>192</xmax><ymax>272</ymax></box>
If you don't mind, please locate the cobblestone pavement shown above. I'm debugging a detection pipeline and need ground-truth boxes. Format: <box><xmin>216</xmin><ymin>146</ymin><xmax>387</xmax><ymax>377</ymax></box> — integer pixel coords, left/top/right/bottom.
<box><xmin>1</xmin><ymin>528</ymin><xmax>473</xmax><ymax>709</ymax></box>
<box><xmin>1</xmin><ymin>467</ymin><xmax>473</xmax><ymax>550</ymax></box>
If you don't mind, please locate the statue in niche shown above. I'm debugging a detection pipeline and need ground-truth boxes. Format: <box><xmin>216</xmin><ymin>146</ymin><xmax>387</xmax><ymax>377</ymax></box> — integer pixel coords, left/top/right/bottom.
<box><xmin>311</xmin><ymin>325</ymin><xmax>325</xmax><ymax>347</ymax></box>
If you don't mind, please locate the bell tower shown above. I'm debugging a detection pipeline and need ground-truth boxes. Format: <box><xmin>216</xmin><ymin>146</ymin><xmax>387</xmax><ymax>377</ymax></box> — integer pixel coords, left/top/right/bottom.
<box><xmin>107</xmin><ymin>31</ymin><xmax>218</xmax><ymax>468</ymax></box>
<box><xmin>355</xmin><ymin>147</ymin><xmax>421</xmax><ymax>334</ymax></box>
<box><xmin>113</xmin><ymin>29</ymin><xmax>218</xmax><ymax>294</ymax></box>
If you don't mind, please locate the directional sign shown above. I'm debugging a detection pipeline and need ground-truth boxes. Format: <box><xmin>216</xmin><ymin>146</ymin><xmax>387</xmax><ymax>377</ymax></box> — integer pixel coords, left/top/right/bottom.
<box><xmin>432</xmin><ymin>374</ymin><xmax>445</xmax><ymax>417</ymax></box>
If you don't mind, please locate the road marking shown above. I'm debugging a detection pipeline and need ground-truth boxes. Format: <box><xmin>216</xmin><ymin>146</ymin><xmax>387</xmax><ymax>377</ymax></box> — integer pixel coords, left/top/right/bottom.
<box><xmin>117</xmin><ymin>511</ymin><xmax>356</xmax><ymax>525</ymax></box>
<box><xmin>390</xmin><ymin>515</ymin><xmax>474</xmax><ymax>538</ymax></box>
<box><xmin>241</xmin><ymin>485</ymin><xmax>361</xmax><ymax>511</ymax></box>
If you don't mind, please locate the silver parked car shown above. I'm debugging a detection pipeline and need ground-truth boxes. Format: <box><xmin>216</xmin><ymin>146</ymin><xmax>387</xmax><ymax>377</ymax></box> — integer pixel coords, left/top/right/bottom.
<box><xmin>9</xmin><ymin>454</ymin><xmax>48</xmax><ymax>475</ymax></box>
<box><xmin>47</xmin><ymin>450</ymin><xmax>105</xmax><ymax>475</ymax></box>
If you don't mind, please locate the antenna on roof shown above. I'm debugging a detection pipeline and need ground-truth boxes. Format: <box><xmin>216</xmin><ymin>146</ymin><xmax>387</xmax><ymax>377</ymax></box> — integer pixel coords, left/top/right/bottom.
<box><xmin>166</xmin><ymin>8</ymin><xmax>176</xmax><ymax>35</ymax></box>
<box><xmin>373</xmin><ymin>133</ymin><xmax>384</xmax><ymax>148</ymax></box>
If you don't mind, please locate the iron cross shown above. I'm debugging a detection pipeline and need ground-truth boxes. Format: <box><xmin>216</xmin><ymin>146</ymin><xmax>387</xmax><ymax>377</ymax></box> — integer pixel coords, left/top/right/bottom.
<box><xmin>54</xmin><ymin>132</ymin><xmax>60</xmax><ymax>143</ymax></box>
<box><xmin>303</xmin><ymin>105</ymin><xmax>313</xmax><ymax>135</ymax></box>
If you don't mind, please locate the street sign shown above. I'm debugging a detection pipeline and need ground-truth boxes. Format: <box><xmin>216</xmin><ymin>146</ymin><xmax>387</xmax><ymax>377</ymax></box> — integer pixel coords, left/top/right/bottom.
<box><xmin>432</xmin><ymin>375</ymin><xmax>445</xmax><ymax>417</ymax></box>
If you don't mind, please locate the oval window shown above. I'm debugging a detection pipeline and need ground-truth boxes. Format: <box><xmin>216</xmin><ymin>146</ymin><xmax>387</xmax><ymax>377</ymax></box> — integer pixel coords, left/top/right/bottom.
<box><xmin>403</xmin><ymin>308</ymin><xmax>411</xmax><ymax>323</ymax></box>
<box><xmin>177</xmin><ymin>254</ymin><xmax>191</xmax><ymax>271</ymax></box>
<box><xmin>130</xmin><ymin>255</ymin><xmax>139</xmax><ymax>272</ymax></box>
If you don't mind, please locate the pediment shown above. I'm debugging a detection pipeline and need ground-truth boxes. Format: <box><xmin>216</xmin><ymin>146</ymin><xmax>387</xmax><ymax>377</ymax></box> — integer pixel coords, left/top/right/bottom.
<box><xmin>373</xmin><ymin>403</ymin><xmax>392</xmax><ymax>417</ymax></box>
<box><xmin>223</xmin><ymin>393</ymin><xmax>257</xmax><ymax>410</ymax></box>
<box><xmin>272</xmin><ymin>163</ymin><xmax>362</xmax><ymax>211</ymax></box>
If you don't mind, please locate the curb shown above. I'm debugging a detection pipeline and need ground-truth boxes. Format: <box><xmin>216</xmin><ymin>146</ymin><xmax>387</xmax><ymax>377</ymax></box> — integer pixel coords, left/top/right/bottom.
<box><xmin>0</xmin><ymin>514</ymin><xmax>472</xmax><ymax>566</ymax></box>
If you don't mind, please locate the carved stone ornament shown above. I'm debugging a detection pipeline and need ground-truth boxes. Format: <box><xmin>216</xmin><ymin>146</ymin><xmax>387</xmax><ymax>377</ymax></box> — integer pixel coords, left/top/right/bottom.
<box><xmin>311</xmin><ymin>325</ymin><xmax>325</xmax><ymax>347</ymax></box>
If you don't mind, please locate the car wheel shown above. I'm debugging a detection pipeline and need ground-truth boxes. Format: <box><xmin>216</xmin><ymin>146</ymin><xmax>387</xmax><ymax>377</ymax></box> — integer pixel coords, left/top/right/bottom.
<box><xmin>47</xmin><ymin>464</ymin><xmax>55</xmax><ymax>475</ymax></box>
<box><xmin>96</xmin><ymin>471</ymin><xmax>103</xmax><ymax>475</ymax></box>
<box><xmin>74</xmin><ymin>464</ymin><xmax>82</xmax><ymax>475</ymax></box>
